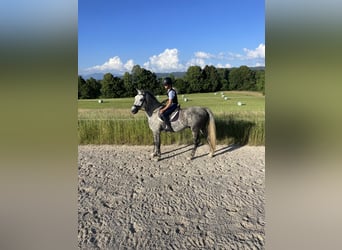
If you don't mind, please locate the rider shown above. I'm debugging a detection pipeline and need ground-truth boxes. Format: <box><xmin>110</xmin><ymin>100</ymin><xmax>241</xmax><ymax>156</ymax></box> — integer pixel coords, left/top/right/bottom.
<box><xmin>159</xmin><ymin>77</ymin><xmax>178</xmax><ymax>131</ymax></box>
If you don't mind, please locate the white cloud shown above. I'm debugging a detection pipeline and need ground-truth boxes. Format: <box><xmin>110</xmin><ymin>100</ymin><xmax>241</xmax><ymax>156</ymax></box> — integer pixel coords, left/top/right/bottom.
<box><xmin>255</xmin><ymin>62</ymin><xmax>264</xmax><ymax>67</ymax></box>
<box><xmin>143</xmin><ymin>48</ymin><xmax>184</xmax><ymax>72</ymax></box>
<box><xmin>92</xmin><ymin>56</ymin><xmax>123</xmax><ymax>71</ymax></box>
<box><xmin>81</xmin><ymin>44</ymin><xmax>265</xmax><ymax>75</ymax></box>
<box><xmin>124</xmin><ymin>59</ymin><xmax>134</xmax><ymax>71</ymax></box>
<box><xmin>216</xmin><ymin>63</ymin><xmax>232</xmax><ymax>68</ymax></box>
<box><xmin>228</xmin><ymin>52</ymin><xmax>243</xmax><ymax>60</ymax></box>
<box><xmin>186</xmin><ymin>58</ymin><xmax>206</xmax><ymax>68</ymax></box>
<box><xmin>84</xmin><ymin>56</ymin><xmax>135</xmax><ymax>74</ymax></box>
<box><xmin>194</xmin><ymin>51</ymin><xmax>214</xmax><ymax>59</ymax></box>
<box><xmin>243</xmin><ymin>43</ymin><xmax>265</xmax><ymax>59</ymax></box>
<box><xmin>189</xmin><ymin>51</ymin><xmax>232</xmax><ymax>68</ymax></box>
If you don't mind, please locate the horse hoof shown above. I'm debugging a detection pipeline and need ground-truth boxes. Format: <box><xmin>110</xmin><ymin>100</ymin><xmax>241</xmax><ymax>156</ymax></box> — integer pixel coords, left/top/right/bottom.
<box><xmin>150</xmin><ymin>153</ymin><xmax>161</xmax><ymax>161</ymax></box>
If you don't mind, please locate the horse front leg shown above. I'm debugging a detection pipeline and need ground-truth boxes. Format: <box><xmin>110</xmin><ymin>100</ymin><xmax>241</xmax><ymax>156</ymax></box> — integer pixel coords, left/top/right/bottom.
<box><xmin>188</xmin><ymin>129</ymin><xmax>200</xmax><ymax>160</ymax></box>
<box><xmin>150</xmin><ymin>131</ymin><xmax>161</xmax><ymax>161</ymax></box>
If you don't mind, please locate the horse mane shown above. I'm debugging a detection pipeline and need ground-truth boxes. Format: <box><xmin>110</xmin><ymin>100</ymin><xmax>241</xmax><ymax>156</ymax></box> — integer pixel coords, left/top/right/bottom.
<box><xmin>144</xmin><ymin>90</ymin><xmax>161</xmax><ymax>105</ymax></box>
<box><xmin>142</xmin><ymin>90</ymin><xmax>162</xmax><ymax>115</ymax></box>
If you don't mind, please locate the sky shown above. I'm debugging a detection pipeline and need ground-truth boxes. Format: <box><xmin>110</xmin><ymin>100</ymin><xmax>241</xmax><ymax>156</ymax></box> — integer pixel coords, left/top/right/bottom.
<box><xmin>78</xmin><ymin>0</ymin><xmax>265</xmax><ymax>75</ymax></box>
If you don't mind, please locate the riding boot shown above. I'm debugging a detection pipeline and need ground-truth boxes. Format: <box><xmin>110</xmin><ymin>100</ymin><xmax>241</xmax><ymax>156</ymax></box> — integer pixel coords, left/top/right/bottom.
<box><xmin>164</xmin><ymin>116</ymin><xmax>173</xmax><ymax>132</ymax></box>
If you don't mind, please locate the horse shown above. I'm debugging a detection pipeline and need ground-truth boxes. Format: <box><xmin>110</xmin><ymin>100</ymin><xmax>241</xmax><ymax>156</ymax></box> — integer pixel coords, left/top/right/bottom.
<box><xmin>131</xmin><ymin>89</ymin><xmax>216</xmax><ymax>160</ymax></box>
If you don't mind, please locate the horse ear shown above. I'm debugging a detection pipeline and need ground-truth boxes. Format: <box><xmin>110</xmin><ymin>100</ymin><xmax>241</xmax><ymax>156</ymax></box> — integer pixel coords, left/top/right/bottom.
<box><xmin>136</xmin><ymin>89</ymin><xmax>144</xmax><ymax>95</ymax></box>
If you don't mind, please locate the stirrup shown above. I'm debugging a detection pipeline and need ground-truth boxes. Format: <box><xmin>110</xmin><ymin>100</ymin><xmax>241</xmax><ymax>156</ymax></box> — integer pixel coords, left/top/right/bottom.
<box><xmin>164</xmin><ymin>126</ymin><xmax>173</xmax><ymax>132</ymax></box>
<box><xmin>158</xmin><ymin>113</ymin><xmax>164</xmax><ymax>122</ymax></box>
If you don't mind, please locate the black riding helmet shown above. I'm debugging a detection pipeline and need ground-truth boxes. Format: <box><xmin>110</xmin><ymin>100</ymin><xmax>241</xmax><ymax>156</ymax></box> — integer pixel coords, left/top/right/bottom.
<box><xmin>163</xmin><ymin>77</ymin><xmax>172</xmax><ymax>86</ymax></box>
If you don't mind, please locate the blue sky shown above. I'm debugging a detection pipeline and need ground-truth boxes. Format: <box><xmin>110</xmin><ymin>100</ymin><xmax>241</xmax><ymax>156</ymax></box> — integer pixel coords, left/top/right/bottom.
<box><xmin>78</xmin><ymin>0</ymin><xmax>265</xmax><ymax>75</ymax></box>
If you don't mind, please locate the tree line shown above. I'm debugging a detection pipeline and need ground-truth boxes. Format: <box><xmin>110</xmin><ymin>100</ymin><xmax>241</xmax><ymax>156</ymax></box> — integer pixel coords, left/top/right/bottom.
<box><xmin>78</xmin><ymin>65</ymin><xmax>265</xmax><ymax>99</ymax></box>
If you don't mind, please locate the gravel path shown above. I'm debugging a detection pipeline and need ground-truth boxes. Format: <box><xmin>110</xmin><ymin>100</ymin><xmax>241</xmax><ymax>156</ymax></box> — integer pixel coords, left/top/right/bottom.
<box><xmin>78</xmin><ymin>144</ymin><xmax>265</xmax><ymax>249</ymax></box>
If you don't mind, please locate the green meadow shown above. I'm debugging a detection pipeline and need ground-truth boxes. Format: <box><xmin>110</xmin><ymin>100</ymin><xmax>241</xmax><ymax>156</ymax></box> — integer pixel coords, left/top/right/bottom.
<box><xmin>78</xmin><ymin>91</ymin><xmax>265</xmax><ymax>146</ymax></box>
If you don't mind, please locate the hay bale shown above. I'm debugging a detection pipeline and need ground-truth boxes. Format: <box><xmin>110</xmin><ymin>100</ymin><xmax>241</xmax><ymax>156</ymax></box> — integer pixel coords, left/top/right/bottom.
<box><xmin>98</xmin><ymin>99</ymin><xmax>103</xmax><ymax>103</ymax></box>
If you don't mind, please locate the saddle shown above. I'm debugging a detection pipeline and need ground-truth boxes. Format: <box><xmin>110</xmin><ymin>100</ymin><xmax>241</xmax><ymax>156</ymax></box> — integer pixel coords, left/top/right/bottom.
<box><xmin>170</xmin><ymin>104</ymin><xmax>181</xmax><ymax>122</ymax></box>
<box><xmin>158</xmin><ymin>104</ymin><xmax>181</xmax><ymax>122</ymax></box>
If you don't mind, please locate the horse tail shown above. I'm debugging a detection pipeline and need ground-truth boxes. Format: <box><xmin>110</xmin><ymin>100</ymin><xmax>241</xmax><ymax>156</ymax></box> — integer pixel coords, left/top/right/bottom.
<box><xmin>206</xmin><ymin>108</ymin><xmax>216</xmax><ymax>157</ymax></box>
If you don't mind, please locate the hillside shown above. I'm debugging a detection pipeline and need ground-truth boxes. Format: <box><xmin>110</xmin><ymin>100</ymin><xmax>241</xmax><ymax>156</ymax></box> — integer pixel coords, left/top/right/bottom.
<box><xmin>80</xmin><ymin>66</ymin><xmax>264</xmax><ymax>80</ymax></box>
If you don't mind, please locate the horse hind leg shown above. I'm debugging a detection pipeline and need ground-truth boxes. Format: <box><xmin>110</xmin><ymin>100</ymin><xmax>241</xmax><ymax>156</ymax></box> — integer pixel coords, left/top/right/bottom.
<box><xmin>201</xmin><ymin>129</ymin><xmax>214</xmax><ymax>158</ymax></box>
<box><xmin>188</xmin><ymin>129</ymin><xmax>200</xmax><ymax>160</ymax></box>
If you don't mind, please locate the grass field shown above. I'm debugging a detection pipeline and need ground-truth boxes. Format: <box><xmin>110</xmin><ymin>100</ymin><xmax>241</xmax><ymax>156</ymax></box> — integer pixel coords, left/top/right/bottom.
<box><xmin>78</xmin><ymin>91</ymin><xmax>265</xmax><ymax>145</ymax></box>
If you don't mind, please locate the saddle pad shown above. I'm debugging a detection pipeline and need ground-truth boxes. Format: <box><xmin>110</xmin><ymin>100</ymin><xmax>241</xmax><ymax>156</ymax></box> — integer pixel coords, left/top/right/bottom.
<box><xmin>170</xmin><ymin>110</ymin><xmax>180</xmax><ymax>122</ymax></box>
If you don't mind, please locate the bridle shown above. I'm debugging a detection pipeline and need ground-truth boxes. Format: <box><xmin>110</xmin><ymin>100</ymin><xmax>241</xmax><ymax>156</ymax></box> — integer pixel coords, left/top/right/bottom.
<box><xmin>133</xmin><ymin>93</ymin><xmax>146</xmax><ymax>111</ymax></box>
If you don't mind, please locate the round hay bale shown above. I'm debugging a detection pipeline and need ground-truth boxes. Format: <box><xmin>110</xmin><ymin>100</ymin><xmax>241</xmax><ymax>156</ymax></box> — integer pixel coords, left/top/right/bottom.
<box><xmin>237</xmin><ymin>101</ymin><xmax>242</xmax><ymax>106</ymax></box>
<box><xmin>183</xmin><ymin>98</ymin><xmax>188</xmax><ymax>102</ymax></box>
<box><xmin>98</xmin><ymin>99</ymin><xmax>103</xmax><ymax>103</ymax></box>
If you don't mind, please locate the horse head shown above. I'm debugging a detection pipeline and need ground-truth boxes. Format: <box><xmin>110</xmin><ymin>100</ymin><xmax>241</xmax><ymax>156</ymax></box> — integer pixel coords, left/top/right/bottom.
<box><xmin>131</xmin><ymin>89</ymin><xmax>145</xmax><ymax>114</ymax></box>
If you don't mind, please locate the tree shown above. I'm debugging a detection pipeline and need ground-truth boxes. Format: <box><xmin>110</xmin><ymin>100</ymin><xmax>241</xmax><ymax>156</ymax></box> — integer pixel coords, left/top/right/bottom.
<box><xmin>217</xmin><ymin>68</ymin><xmax>230</xmax><ymax>90</ymax></box>
<box><xmin>131</xmin><ymin>65</ymin><xmax>159</xmax><ymax>93</ymax></box>
<box><xmin>111</xmin><ymin>76</ymin><xmax>125</xmax><ymax>98</ymax></box>
<box><xmin>122</xmin><ymin>72</ymin><xmax>135</xmax><ymax>97</ymax></box>
<box><xmin>229</xmin><ymin>66</ymin><xmax>256</xmax><ymax>90</ymax></box>
<box><xmin>78</xmin><ymin>75</ymin><xmax>101</xmax><ymax>99</ymax></box>
<box><xmin>100</xmin><ymin>73</ymin><xmax>125</xmax><ymax>98</ymax></box>
<box><xmin>202</xmin><ymin>65</ymin><xmax>221</xmax><ymax>92</ymax></box>
<box><xmin>173</xmin><ymin>78</ymin><xmax>187</xmax><ymax>94</ymax></box>
<box><xmin>101</xmin><ymin>73</ymin><xmax>114</xmax><ymax>98</ymax></box>
<box><xmin>255</xmin><ymin>70</ymin><xmax>265</xmax><ymax>95</ymax></box>
<box><xmin>86</xmin><ymin>77</ymin><xmax>101</xmax><ymax>98</ymax></box>
<box><xmin>185</xmin><ymin>66</ymin><xmax>203</xmax><ymax>93</ymax></box>
<box><xmin>78</xmin><ymin>76</ymin><xmax>87</xmax><ymax>99</ymax></box>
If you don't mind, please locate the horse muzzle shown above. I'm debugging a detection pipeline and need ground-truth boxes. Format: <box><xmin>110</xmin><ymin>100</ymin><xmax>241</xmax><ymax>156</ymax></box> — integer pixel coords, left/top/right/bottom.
<box><xmin>131</xmin><ymin>105</ymin><xmax>139</xmax><ymax>114</ymax></box>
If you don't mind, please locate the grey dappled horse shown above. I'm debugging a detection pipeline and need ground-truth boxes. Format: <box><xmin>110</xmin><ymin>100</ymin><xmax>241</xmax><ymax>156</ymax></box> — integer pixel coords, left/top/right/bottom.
<box><xmin>131</xmin><ymin>90</ymin><xmax>216</xmax><ymax>160</ymax></box>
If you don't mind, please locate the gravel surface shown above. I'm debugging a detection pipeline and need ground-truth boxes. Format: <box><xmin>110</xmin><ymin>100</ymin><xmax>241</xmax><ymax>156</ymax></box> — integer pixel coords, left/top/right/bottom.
<box><xmin>78</xmin><ymin>144</ymin><xmax>265</xmax><ymax>249</ymax></box>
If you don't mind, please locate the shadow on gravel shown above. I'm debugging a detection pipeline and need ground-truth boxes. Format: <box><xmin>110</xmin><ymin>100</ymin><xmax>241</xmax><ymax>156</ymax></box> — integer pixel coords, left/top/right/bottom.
<box><xmin>160</xmin><ymin>145</ymin><xmax>194</xmax><ymax>161</ymax></box>
<box><xmin>213</xmin><ymin>144</ymin><xmax>242</xmax><ymax>157</ymax></box>
<box><xmin>159</xmin><ymin>143</ymin><xmax>242</xmax><ymax>161</ymax></box>
<box><xmin>160</xmin><ymin>144</ymin><xmax>192</xmax><ymax>155</ymax></box>
<box><xmin>191</xmin><ymin>144</ymin><xmax>242</xmax><ymax>160</ymax></box>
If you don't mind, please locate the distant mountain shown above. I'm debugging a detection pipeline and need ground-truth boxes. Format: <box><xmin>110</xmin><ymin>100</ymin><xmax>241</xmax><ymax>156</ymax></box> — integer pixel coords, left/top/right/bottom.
<box><xmin>80</xmin><ymin>73</ymin><xmax>106</xmax><ymax>80</ymax></box>
<box><xmin>227</xmin><ymin>66</ymin><xmax>265</xmax><ymax>71</ymax></box>
<box><xmin>249</xmin><ymin>66</ymin><xmax>265</xmax><ymax>71</ymax></box>
<box><xmin>80</xmin><ymin>72</ymin><xmax>187</xmax><ymax>80</ymax></box>
<box><xmin>155</xmin><ymin>72</ymin><xmax>186</xmax><ymax>78</ymax></box>
<box><xmin>80</xmin><ymin>66</ymin><xmax>265</xmax><ymax>80</ymax></box>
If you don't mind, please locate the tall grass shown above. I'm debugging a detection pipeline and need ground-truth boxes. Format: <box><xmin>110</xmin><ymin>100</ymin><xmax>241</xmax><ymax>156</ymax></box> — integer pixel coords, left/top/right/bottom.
<box><xmin>78</xmin><ymin>114</ymin><xmax>264</xmax><ymax>145</ymax></box>
<box><xmin>215</xmin><ymin>114</ymin><xmax>264</xmax><ymax>145</ymax></box>
<box><xmin>78</xmin><ymin>91</ymin><xmax>265</xmax><ymax>146</ymax></box>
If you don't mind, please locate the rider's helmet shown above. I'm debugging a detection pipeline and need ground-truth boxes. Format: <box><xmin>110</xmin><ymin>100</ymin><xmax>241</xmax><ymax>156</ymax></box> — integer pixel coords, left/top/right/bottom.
<box><xmin>163</xmin><ymin>77</ymin><xmax>172</xmax><ymax>86</ymax></box>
